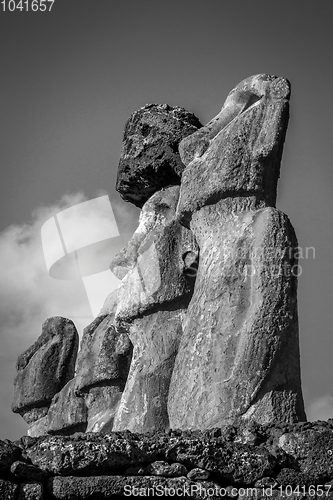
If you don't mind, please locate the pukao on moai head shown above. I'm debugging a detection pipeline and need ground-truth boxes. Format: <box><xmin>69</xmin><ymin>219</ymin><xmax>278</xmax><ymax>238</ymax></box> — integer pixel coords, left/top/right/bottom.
<box><xmin>110</xmin><ymin>104</ymin><xmax>202</xmax><ymax>433</ymax></box>
<box><xmin>168</xmin><ymin>75</ymin><xmax>306</xmax><ymax>429</ymax></box>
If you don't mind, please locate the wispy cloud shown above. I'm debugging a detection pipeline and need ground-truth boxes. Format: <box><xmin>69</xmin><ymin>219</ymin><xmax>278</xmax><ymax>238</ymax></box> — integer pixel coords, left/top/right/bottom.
<box><xmin>0</xmin><ymin>192</ymin><xmax>139</xmax><ymax>440</ymax></box>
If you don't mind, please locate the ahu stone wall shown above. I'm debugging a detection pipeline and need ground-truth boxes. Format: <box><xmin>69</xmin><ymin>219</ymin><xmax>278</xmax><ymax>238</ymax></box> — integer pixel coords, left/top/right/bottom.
<box><xmin>1</xmin><ymin>422</ymin><xmax>333</xmax><ymax>499</ymax></box>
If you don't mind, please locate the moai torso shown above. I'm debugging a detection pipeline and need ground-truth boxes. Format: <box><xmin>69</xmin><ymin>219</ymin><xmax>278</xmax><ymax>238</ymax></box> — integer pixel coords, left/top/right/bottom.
<box><xmin>74</xmin><ymin>297</ymin><xmax>133</xmax><ymax>433</ymax></box>
<box><xmin>168</xmin><ymin>74</ymin><xmax>306</xmax><ymax>429</ymax></box>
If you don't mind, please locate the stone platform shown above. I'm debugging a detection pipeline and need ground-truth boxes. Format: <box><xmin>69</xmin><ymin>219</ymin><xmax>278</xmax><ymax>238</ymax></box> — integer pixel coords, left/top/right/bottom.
<box><xmin>1</xmin><ymin>421</ymin><xmax>333</xmax><ymax>499</ymax></box>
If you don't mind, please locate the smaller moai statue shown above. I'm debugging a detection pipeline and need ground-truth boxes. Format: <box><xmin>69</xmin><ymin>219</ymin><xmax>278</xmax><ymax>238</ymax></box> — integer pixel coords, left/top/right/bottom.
<box><xmin>12</xmin><ymin>316</ymin><xmax>79</xmax><ymax>436</ymax></box>
<box><xmin>74</xmin><ymin>293</ymin><xmax>133</xmax><ymax>433</ymax></box>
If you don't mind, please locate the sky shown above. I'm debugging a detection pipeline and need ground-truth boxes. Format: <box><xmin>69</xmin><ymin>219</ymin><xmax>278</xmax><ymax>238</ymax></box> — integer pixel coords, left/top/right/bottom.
<box><xmin>0</xmin><ymin>0</ymin><xmax>332</xmax><ymax>440</ymax></box>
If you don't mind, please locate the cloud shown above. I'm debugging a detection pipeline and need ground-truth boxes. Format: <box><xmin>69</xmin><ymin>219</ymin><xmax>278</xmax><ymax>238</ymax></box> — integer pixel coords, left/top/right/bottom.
<box><xmin>307</xmin><ymin>395</ymin><xmax>333</xmax><ymax>421</ymax></box>
<box><xmin>0</xmin><ymin>192</ymin><xmax>139</xmax><ymax>440</ymax></box>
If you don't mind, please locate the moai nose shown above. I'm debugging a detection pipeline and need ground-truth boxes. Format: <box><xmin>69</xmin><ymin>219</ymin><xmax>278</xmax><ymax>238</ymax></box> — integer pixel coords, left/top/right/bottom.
<box><xmin>110</xmin><ymin>231</ymin><xmax>146</xmax><ymax>280</ymax></box>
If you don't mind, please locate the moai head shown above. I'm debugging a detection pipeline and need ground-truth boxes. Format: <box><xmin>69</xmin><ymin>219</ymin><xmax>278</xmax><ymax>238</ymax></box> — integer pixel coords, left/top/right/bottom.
<box><xmin>12</xmin><ymin>317</ymin><xmax>79</xmax><ymax>425</ymax></box>
<box><xmin>110</xmin><ymin>185</ymin><xmax>198</xmax><ymax>328</ymax></box>
<box><xmin>116</xmin><ymin>103</ymin><xmax>203</xmax><ymax>207</ymax></box>
<box><xmin>177</xmin><ymin>74</ymin><xmax>291</xmax><ymax>225</ymax></box>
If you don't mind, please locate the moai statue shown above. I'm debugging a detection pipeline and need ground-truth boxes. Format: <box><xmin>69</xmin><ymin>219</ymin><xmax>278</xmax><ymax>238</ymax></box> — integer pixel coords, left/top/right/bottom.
<box><xmin>111</xmin><ymin>186</ymin><xmax>198</xmax><ymax>432</ymax></box>
<box><xmin>168</xmin><ymin>74</ymin><xmax>306</xmax><ymax>429</ymax></box>
<box><xmin>73</xmin><ymin>291</ymin><xmax>133</xmax><ymax>433</ymax></box>
<box><xmin>110</xmin><ymin>103</ymin><xmax>202</xmax><ymax>432</ymax></box>
<box><xmin>12</xmin><ymin>316</ymin><xmax>79</xmax><ymax>436</ymax></box>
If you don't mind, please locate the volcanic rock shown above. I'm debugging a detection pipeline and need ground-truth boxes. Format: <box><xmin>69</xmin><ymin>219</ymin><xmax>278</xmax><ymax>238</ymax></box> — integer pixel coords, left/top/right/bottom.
<box><xmin>0</xmin><ymin>440</ymin><xmax>21</xmax><ymax>475</ymax></box>
<box><xmin>146</xmin><ymin>460</ymin><xmax>188</xmax><ymax>477</ymax></box>
<box><xmin>11</xmin><ymin>460</ymin><xmax>47</xmax><ymax>482</ymax></box>
<box><xmin>116</xmin><ymin>104</ymin><xmax>203</xmax><ymax>207</ymax></box>
<box><xmin>0</xmin><ymin>479</ymin><xmax>17</xmax><ymax>499</ymax></box>
<box><xmin>18</xmin><ymin>482</ymin><xmax>43</xmax><ymax>500</ymax></box>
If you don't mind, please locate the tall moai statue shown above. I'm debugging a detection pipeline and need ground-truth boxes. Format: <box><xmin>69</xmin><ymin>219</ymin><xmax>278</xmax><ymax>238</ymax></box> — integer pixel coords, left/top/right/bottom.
<box><xmin>111</xmin><ymin>104</ymin><xmax>202</xmax><ymax>432</ymax></box>
<box><xmin>168</xmin><ymin>74</ymin><xmax>306</xmax><ymax>429</ymax></box>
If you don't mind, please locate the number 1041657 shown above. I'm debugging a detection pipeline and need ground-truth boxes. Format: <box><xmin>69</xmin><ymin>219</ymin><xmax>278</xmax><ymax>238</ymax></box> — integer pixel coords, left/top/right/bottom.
<box><xmin>1</xmin><ymin>0</ymin><xmax>55</xmax><ymax>11</ymax></box>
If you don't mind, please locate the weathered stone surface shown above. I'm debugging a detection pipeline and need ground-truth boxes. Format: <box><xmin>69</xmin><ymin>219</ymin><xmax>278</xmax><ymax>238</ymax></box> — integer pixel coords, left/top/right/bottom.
<box><xmin>75</xmin><ymin>315</ymin><xmax>132</xmax><ymax>393</ymax></box>
<box><xmin>48</xmin><ymin>475</ymin><xmax>221</xmax><ymax>500</ymax></box>
<box><xmin>169</xmin><ymin>204</ymin><xmax>305</xmax><ymax>429</ymax></box>
<box><xmin>47</xmin><ymin>379</ymin><xmax>87</xmax><ymax>435</ymax></box>
<box><xmin>74</xmin><ymin>313</ymin><xmax>132</xmax><ymax>433</ymax></box>
<box><xmin>254</xmin><ymin>476</ymin><xmax>278</xmax><ymax>488</ymax></box>
<box><xmin>187</xmin><ymin>468</ymin><xmax>210</xmax><ymax>481</ymax></box>
<box><xmin>147</xmin><ymin>461</ymin><xmax>188</xmax><ymax>477</ymax></box>
<box><xmin>27</xmin><ymin>415</ymin><xmax>49</xmax><ymax>437</ymax></box>
<box><xmin>116</xmin><ymin>103</ymin><xmax>203</xmax><ymax>208</ymax></box>
<box><xmin>23</xmin><ymin>431</ymin><xmax>278</xmax><ymax>485</ymax></box>
<box><xmin>112</xmin><ymin>311</ymin><xmax>185</xmax><ymax>433</ymax></box>
<box><xmin>18</xmin><ymin>482</ymin><xmax>43</xmax><ymax>500</ymax></box>
<box><xmin>165</xmin><ymin>437</ymin><xmax>275</xmax><ymax>486</ymax></box>
<box><xmin>25</xmin><ymin>434</ymin><xmax>159</xmax><ymax>475</ymax></box>
<box><xmin>3</xmin><ymin>424</ymin><xmax>333</xmax><ymax>496</ymax></box>
<box><xmin>0</xmin><ymin>479</ymin><xmax>18</xmax><ymax>499</ymax></box>
<box><xmin>278</xmin><ymin>429</ymin><xmax>333</xmax><ymax>480</ymax></box>
<box><xmin>12</xmin><ymin>317</ymin><xmax>79</xmax><ymax>423</ymax></box>
<box><xmin>0</xmin><ymin>440</ymin><xmax>21</xmax><ymax>475</ymax></box>
<box><xmin>168</xmin><ymin>74</ymin><xmax>305</xmax><ymax>430</ymax></box>
<box><xmin>275</xmin><ymin>467</ymin><xmax>313</xmax><ymax>487</ymax></box>
<box><xmin>83</xmin><ymin>387</ymin><xmax>124</xmax><ymax>433</ymax></box>
<box><xmin>11</xmin><ymin>460</ymin><xmax>47</xmax><ymax>482</ymax></box>
<box><xmin>111</xmin><ymin>186</ymin><xmax>198</xmax><ymax>433</ymax></box>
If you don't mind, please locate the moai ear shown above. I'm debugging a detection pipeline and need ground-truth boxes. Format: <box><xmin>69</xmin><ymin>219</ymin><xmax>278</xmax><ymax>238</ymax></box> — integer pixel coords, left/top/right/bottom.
<box><xmin>179</xmin><ymin>89</ymin><xmax>262</xmax><ymax>167</ymax></box>
<box><xmin>252</xmin><ymin>76</ymin><xmax>290</xmax><ymax>161</ymax></box>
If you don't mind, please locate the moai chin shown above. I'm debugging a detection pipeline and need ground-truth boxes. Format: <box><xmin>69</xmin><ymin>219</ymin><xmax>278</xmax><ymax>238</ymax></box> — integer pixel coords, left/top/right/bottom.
<box><xmin>168</xmin><ymin>74</ymin><xmax>306</xmax><ymax>429</ymax></box>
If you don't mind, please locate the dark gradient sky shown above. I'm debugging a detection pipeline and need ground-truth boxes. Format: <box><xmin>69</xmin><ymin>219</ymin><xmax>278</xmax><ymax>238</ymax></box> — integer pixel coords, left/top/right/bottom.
<box><xmin>1</xmin><ymin>0</ymin><xmax>332</xmax><ymax>439</ymax></box>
